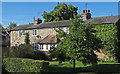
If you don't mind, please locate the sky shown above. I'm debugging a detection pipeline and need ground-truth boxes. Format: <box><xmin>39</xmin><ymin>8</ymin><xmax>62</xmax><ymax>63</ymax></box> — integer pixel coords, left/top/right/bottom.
<box><xmin>1</xmin><ymin>2</ymin><xmax>119</xmax><ymax>28</ymax></box>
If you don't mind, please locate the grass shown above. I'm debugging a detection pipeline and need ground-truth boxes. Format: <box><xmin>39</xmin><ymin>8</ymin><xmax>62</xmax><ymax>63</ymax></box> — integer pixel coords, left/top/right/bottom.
<box><xmin>47</xmin><ymin>61</ymin><xmax>120</xmax><ymax>73</ymax></box>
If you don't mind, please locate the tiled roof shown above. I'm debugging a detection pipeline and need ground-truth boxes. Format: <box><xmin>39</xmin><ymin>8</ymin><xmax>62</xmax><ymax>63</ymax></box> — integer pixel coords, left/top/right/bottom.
<box><xmin>11</xmin><ymin>20</ymin><xmax>71</xmax><ymax>31</ymax></box>
<box><xmin>38</xmin><ymin>34</ymin><xmax>60</xmax><ymax>44</ymax></box>
<box><xmin>84</xmin><ymin>15</ymin><xmax>120</xmax><ymax>24</ymax></box>
<box><xmin>11</xmin><ymin>24</ymin><xmax>34</xmax><ymax>31</ymax></box>
<box><xmin>11</xmin><ymin>15</ymin><xmax>120</xmax><ymax>31</ymax></box>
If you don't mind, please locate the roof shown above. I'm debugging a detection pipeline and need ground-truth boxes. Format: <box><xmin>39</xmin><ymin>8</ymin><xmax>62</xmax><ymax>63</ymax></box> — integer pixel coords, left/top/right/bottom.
<box><xmin>11</xmin><ymin>24</ymin><xmax>34</xmax><ymax>31</ymax></box>
<box><xmin>84</xmin><ymin>15</ymin><xmax>120</xmax><ymax>24</ymax></box>
<box><xmin>11</xmin><ymin>15</ymin><xmax>120</xmax><ymax>31</ymax></box>
<box><xmin>11</xmin><ymin>20</ymin><xmax>71</xmax><ymax>31</ymax></box>
<box><xmin>38</xmin><ymin>34</ymin><xmax>60</xmax><ymax>44</ymax></box>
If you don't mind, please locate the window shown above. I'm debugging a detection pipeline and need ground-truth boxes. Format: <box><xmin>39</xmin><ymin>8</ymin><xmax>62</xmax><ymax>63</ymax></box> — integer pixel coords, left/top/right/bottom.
<box><xmin>32</xmin><ymin>29</ymin><xmax>37</xmax><ymax>36</ymax></box>
<box><xmin>40</xmin><ymin>44</ymin><xmax>43</xmax><ymax>50</ymax></box>
<box><xmin>66</xmin><ymin>27</ymin><xmax>69</xmax><ymax>34</ymax></box>
<box><xmin>32</xmin><ymin>43</ymin><xmax>37</xmax><ymax>51</ymax></box>
<box><xmin>19</xmin><ymin>30</ymin><xmax>25</xmax><ymax>37</ymax></box>
<box><xmin>15</xmin><ymin>43</ymin><xmax>18</xmax><ymax>47</ymax></box>
<box><xmin>46</xmin><ymin>44</ymin><xmax>48</xmax><ymax>50</ymax></box>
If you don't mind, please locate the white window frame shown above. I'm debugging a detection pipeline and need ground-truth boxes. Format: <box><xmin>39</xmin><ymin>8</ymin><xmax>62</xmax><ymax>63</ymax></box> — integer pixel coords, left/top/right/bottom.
<box><xmin>66</xmin><ymin>27</ymin><xmax>69</xmax><ymax>34</ymax></box>
<box><xmin>19</xmin><ymin>30</ymin><xmax>25</xmax><ymax>37</ymax></box>
<box><xmin>32</xmin><ymin>43</ymin><xmax>37</xmax><ymax>51</ymax></box>
<box><xmin>40</xmin><ymin>44</ymin><xmax>43</xmax><ymax>50</ymax></box>
<box><xmin>32</xmin><ymin>29</ymin><xmax>37</xmax><ymax>36</ymax></box>
<box><xmin>21</xmin><ymin>42</ymin><xmax>25</xmax><ymax>44</ymax></box>
<box><xmin>15</xmin><ymin>43</ymin><xmax>18</xmax><ymax>47</ymax></box>
<box><xmin>46</xmin><ymin>44</ymin><xmax>48</xmax><ymax>50</ymax></box>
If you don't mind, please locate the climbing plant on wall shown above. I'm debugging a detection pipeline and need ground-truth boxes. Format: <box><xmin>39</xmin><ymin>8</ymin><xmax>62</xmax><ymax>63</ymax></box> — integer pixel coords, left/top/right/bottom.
<box><xmin>95</xmin><ymin>23</ymin><xmax>117</xmax><ymax>60</ymax></box>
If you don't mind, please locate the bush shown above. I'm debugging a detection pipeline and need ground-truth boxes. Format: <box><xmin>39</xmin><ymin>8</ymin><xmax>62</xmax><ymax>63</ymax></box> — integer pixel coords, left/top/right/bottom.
<box><xmin>32</xmin><ymin>51</ymin><xmax>49</xmax><ymax>60</ymax></box>
<box><xmin>10</xmin><ymin>44</ymin><xmax>50</xmax><ymax>60</ymax></box>
<box><xmin>10</xmin><ymin>44</ymin><xmax>34</xmax><ymax>58</ymax></box>
<box><xmin>2</xmin><ymin>58</ymin><xmax>49</xmax><ymax>72</ymax></box>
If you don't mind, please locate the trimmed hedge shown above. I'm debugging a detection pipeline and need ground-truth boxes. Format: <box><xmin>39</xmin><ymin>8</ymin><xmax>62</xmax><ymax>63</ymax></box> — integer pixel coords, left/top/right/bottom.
<box><xmin>2</xmin><ymin>58</ymin><xmax>49</xmax><ymax>72</ymax></box>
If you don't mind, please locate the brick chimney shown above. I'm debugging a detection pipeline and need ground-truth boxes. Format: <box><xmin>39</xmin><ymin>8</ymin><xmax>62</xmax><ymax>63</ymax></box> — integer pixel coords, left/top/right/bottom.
<box><xmin>81</xmin><ymin>9</ymin><xmax>91</xmax><ymax>21</ymax></box>
<box><xmin>34</xmin><ymin>17</ymin><xmax>42</xmax><ymax>24</ymax></box>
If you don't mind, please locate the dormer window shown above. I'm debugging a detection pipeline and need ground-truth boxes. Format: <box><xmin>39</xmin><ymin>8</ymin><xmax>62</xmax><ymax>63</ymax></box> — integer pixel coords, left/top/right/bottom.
<box><xmin>32</xmin><ymin>29</ymin><xmax>37</xmax><ymax>36</ymax></box>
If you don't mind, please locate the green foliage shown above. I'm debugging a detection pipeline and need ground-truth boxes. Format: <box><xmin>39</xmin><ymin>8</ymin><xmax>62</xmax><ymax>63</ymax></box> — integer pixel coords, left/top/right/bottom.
<box><xmin>114</xmin><ymin>19</ymin><xmax>120</xmax><ymax>63</ymax></box>
<box><xmin>7</xmin><ymin>23</ymin><xmax>17</xmax><ymax>29</ymax></box>
<box><xmin>25</xmin><ymin>32</ymin><xmax>30</xmax><ymax>44</ymax></box>
<box><xmin>95</xmin><ymin>24</ymin><xmax>117</xmax><ymax>59</ymax></box>
<box><xmin>55</xmin><ymin>15</ymin><xmax>102</xmax><ymax>69</ymax></box>
<box><xmin>10</xmin><ymin>44</ymin><xmax>34</xmax><ymax>58</ymax></box>
<box><xmin>10</xmin><ymin>45</ymin><xmax>49</xmax><ymax>60</ymax></box>
<box><xmin>42</xmin><ymin>2</ymin><xmax>78</xmax><ymax>22</ymax></box>
<box><xmin>49</xmin><ymin>45</ymin><xmax>66</xmax><ymax>63</ymax></box>
<box><xmin>32</xmin><ymin>50</ymin><xmax>49</xmax><ymax>60</ymax></box>
<box><xmin>2</xmin><ymin>58</ymin><xmax>49</xmax><ymax>72</ymax></box>
<box><xmin>0</xmin><ymin>24</ymin><xmax>4</xmax><ymax>30</ymax></box>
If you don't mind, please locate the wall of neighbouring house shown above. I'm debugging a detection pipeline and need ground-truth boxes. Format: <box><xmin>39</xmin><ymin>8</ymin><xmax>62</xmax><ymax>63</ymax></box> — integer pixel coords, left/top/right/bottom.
<box><xmin>10</xmin><ymin>27</ymin><xmax>67</xmax><ymax>47</ymax></box>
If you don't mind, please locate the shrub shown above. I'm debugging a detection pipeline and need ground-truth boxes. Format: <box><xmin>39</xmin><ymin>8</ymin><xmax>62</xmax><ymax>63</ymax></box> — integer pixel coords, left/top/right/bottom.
<box><xmin>32</xmin><ymin>51</ymin><xmax>49</xmax><ymax>60</ymax></box>
<box><xmin>2</xmin><ymin>58</ymin><xmax>49</xmax><ymax>72</ymax></box>
<box><xmin>10</xmin><ymin>44</ymin><xmax>34</xmax><ymax>58</ymax></box>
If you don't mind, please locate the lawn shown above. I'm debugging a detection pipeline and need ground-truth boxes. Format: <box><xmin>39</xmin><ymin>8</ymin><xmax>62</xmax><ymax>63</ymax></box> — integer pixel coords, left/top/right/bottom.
<box><xmin>47</xmin><ymin>61</ymin><xmax>120</xmax><ymax>73</ymax></box>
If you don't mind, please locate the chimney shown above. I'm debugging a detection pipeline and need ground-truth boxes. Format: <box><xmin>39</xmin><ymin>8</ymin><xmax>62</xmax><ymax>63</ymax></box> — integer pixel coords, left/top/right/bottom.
<box><xmin>81</xmin><ymin>9</ymin><xmax>91</xmax><ymax>21</ymax></box>
<box><xmin>34</xmin><ymin>17</ymin><xmax>42</xmax><ymax>24</ymax></box>
<box><xmin>83</xmin><ymin>10</ymin><xmax>85</xmax><ymax>13</ymax></box>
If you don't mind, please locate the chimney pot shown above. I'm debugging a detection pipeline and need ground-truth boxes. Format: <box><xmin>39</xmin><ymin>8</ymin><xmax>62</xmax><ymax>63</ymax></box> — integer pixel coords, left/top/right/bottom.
<box><xmin>85</xmin><ymin>10</ymin><xmax>87</xmax><ymax>13</ymax></box>
<box><xmin>83</xmin><ymin>10</ymin><xmax>85</xmax><ymax>13</ymax></box>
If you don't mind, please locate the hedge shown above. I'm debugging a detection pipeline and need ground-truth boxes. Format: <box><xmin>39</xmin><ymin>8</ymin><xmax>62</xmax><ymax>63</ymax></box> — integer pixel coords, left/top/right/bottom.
<box><xmin>2</xmin><ymin>58</ymin><xmax>49</xmax><ymax>72</ymax></box>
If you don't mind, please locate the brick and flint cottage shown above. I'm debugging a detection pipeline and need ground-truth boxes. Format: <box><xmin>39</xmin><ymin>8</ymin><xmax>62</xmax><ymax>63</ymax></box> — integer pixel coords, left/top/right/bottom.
<box><xmin>10</xmin><ymin>9</ymin><xmax>120</xmax><ymax>52</ymax></box>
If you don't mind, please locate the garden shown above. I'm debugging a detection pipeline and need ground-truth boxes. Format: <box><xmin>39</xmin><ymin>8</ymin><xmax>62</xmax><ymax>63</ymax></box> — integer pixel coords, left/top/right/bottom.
<box><xmin>2</xmin><ymin>3</ymin><xmax>120</xmax><ymax>73</ymax></box>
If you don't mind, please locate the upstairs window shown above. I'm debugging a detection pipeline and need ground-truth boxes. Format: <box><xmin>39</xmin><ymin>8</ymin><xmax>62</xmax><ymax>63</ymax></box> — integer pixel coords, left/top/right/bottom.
<box><xmin>32</xmin><ymin>29</ymin><xmax>37</xmax><ymax>36</ymax></box>
<box><xmin>19</xmin><ymin>30</ymin><xmax>25</xmax><ymax>37</ymax></box>
<box><xmin>66</xmin><ymin>27</ymin><xmax>69</xmax><ymax>34</ymax></box>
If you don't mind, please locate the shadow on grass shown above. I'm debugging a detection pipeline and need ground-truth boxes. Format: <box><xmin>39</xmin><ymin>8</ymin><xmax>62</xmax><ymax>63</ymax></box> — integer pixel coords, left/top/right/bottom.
<box><xmin>88</xmin><ymin>64</ymin><xmax>120</xmax><ymax>73</ymax></box>
<box><xmin>47</xmin><ymin>64</ymin><xmax>120</xmax><ymax>73</ymax></box>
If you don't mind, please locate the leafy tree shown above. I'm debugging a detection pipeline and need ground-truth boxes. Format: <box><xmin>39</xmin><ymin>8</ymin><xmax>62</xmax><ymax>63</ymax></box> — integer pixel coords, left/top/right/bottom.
<box><xmin>49</xmin><ymin>45</ymin><xmax>66</xmax><ymax>64</ymax></box>
<box><xmin>0</xmin><ymin>24</ymin><xmax>4</xmax><ymax>30</ymax></box>
<box><xmin>55</xmin><ymin>15</ymin><xmax>102</xmax><ymax>69</ymax></box>
<box><xmin>7</xmin><ymin>23</ymin><xmax>17</xmax><ymax>29</ymax></box>
<box><xmin>25</xmin><ymin>32</ymin><xmax>30</xmax><ymax>44</ymax></box>
<box><xmin>42</xmin><ymin>2</ymin><xmax>78</xmax><ymax>22</ymax></box>
<box><xmin>115</xmin><ymin>19</ymin><xmax>120</xmax><ymax>63</ymax></box>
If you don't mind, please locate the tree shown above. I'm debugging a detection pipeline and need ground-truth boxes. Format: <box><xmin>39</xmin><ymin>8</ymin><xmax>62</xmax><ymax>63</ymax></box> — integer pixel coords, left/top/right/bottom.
<box><xmin>0</xmin><ymin>24</ymin><xmax>4</xmax><ymax>30</ymax></box>
<box><xmin>42</xmin><ymin>2</ymin><xmax>78</xmax><ymax>22</ymax></box>
<box><xmin>55</xmin><ymin>15</ymin><xmax>102</xmax><ymax>69</ymax></box>
<box><xmin>25</xmin><ymin>32</ymin><xmax>30</xmax><ymax>44</ymax></box>
<box><xmin>7</xmin><ymin>23</ymin><xmax>17</xmax><ymax>29</ymax></box>
<box><xmin>115</xmin><ymin>19</ymin><xmax>120</xmax><ymax>63</ymax></box>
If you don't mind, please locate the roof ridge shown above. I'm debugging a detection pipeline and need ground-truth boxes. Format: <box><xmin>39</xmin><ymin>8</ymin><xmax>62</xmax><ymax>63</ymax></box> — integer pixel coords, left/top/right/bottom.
<box><xmin>40</xmin><ymin>20</ymin><xmax>70</xmax><ymax>24</ymax></box>
<box><xmin>92</xmin><ymin>15</ymin><xmax>119</xmax><ymax>19</ymax></box>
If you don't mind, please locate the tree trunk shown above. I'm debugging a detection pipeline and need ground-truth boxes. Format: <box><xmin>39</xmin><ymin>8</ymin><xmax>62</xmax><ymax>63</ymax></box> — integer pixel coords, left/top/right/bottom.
<box><xmin>73</xmin><ymin>59</ymin><xmax>76</xmax><ymax>70</ymax></box>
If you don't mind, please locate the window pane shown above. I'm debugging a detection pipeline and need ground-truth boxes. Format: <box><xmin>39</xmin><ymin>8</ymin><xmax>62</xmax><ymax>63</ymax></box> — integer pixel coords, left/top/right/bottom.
<box><xmin>46</xmin><ymin>44</ymin><xmax>48</xmax><ymax>50</ymax></box>
<box><xmin>32</xmin><ymin>30</ymin><xmax>34</xmax><ymax>35</ymax></box>
<box><xmin>35</xmin><ymin>30</ymin><xmax>36</xmax><ymax>35</ymax></box>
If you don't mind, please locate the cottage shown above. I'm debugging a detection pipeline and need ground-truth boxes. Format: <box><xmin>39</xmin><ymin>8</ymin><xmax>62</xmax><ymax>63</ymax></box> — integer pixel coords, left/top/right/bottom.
<box><xmin>10</xmin><ymin>9</ymin><xmax>120</xmax><ymax>52</ymax></box>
